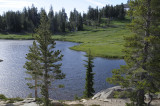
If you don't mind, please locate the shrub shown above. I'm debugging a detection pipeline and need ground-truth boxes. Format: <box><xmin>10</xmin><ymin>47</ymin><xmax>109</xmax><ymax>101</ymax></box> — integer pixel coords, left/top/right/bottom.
<box><xmin>0</xmin><ymin>94</ymin><xmax>7</xmax><ymax>100</ymax></box>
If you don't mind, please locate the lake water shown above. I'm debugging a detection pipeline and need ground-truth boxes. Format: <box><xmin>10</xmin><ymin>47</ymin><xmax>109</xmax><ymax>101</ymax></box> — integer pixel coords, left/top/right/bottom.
<box><xmin>0</xmin><ymin>40</ymin><xmax>125</xmax><ymax>100</ymax></box>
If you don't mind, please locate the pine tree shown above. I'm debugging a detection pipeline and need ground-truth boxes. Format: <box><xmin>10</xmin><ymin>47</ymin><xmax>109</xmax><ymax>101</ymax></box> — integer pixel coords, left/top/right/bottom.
<box><xmin>35</xmin><ymin>9</ymin><xmax>65</xmax><ymax>106</ymax></box>
<box><xmin>69</xmin><ymin>8</ymin><xmax>80</xmax><ymax>32</ymax></box>
<box><xmin>77</xmin><ymin>13</ymin><xmax>83</xmax><ymax>31</ymax></box>
<box><xmin>107</xmin><ymin>0</ymin><xmax>160</xmax><ymax>105</ymax></box>
<box><xmin>118</xmin><ymin>3</ymin><xmax>125</xmax><ymax>20</ymax></box>
<box><xmin>24</xmin><ymin>41</ymin><xmax>42</xmax><ymax>100</ymax></box>
<box><xmin>48</xmin><ymin>6</ymin><xmax>54</xmax><ymax>34</ymax></box>
<box><xmin>0</xmin><ymin>15</ymin><xmax>6</xmax><ymax>32</ymax></box>
<box><xmin>83</xmin><ymin>50</ymin><xmax>95</xmax><ymax>98</ymax></box>
<box><xmin>53</xmin><ymin>12</ymin><xmax>59</xmax><ymax>32</ymax></box>
<box><xmin>61</xmin><ymin>8</ymin><xmax>67</xmax><ymax>32</ymax></box>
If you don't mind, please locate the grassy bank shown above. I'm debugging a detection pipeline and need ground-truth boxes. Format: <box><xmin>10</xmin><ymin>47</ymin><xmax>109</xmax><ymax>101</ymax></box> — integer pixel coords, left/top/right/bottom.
<box><xmin>0</xmin><ymin>33</ymin><xmax>33</xmax><ymax>40</ymax></box>
<box><xmin>53</xmin><ymin>20</ymin><xmax>133</xmax><ymax>58</ymax></box>
<box><xmin>0</xmin><ymin>19</ymin><xmax>133</xmax><ymax>59</ymax></box>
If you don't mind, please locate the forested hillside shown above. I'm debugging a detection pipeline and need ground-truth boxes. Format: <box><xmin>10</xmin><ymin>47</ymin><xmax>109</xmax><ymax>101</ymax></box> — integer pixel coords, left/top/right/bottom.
<box><xmin>0</xmin><ymin>3</ymin><xmax>126</xmax><ymax>33</ymax></box>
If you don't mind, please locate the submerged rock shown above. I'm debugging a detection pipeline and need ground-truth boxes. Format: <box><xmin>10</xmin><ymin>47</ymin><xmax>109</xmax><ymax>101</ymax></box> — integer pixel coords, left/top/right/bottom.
<box><xmin>0</xmin><ymin>59</ymin><xmax>3</xmax><ymax>62</ymax></box>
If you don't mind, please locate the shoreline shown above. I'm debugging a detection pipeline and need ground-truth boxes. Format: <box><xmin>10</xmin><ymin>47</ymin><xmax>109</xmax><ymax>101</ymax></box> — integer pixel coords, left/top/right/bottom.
<box><xmin>0</xmin><ymin>97</ymin><xmax>160</xmax><ymax>106</ymax></box>
<box><xmin>0</xmin><ymin>86</ymin><xmax>160</xmax><ymax>105</ymax></box>
<box><xmin>0</xmin><ymin>38</ymin><xmax>124</xmax><ymax>59</ymax></box>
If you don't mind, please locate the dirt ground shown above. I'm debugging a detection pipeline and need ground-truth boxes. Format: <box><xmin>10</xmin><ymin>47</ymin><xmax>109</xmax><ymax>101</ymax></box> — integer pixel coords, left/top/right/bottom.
<box><xmin>64</xmin><ymin>99</ymin><xmax>160</xmax><ymax>106</ymax></box>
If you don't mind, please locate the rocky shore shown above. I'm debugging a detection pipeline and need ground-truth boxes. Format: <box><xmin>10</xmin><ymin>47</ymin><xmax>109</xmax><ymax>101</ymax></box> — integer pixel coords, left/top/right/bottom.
<box><xmin>0</xmin><ymin>98</ymin><xmax>37</xmax><ymax>106</ymax></box>
<box><xmin>1</xmin><ymin>86</ymin><xmax>160</xmax><ymax>106</ymax></box>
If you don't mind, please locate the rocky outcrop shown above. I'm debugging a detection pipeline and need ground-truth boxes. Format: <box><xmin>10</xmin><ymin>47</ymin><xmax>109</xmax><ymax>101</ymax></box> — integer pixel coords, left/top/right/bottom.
<box><xmin>0</xmin><ymin>98</ymin><xmax>64</xmax><ymax>106</ymax></box>
<box><xmin>92</xmin><ymin>86</ymin><xmax>119</xmax><ymax>100</ymax></box>
<box><xmin>92</xmin><ymin>86</ymin><xmax>132</xmax><ymax>101</ymax></box>
<box><xmin>0</xmin><ymin>98</ymin><xmax>37</xmax><ymax>106</ymax></box>
<box><xmin>92</xmin><ymin>86</ymin><xmax>160</xmax><ymax>104</ymax></box>
<box><xmin>145</xmin><ymin>93</ymin><xmax>160</xmax><ymax>100</ymax></box>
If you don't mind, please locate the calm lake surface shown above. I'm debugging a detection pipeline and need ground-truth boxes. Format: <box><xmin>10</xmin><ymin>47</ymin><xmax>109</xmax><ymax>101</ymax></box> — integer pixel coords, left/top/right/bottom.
<box><xmin>0</xmin><ymin>40</ymin><xmax>125</xmax><ymax>100</ymax></box>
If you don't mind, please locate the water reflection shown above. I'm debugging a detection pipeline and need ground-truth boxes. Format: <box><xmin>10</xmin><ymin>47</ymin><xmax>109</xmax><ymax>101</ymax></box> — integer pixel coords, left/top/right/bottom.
<box><xmin>0</xmin><ymin>40</ymin><xmax>125</xmax><ymax>100</ymax></box>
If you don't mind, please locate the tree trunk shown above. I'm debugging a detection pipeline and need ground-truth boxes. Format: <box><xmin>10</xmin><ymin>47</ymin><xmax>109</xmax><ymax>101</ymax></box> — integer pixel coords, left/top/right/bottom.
<box><xmin>143</xmin><ymin>0</ymin><xmax>151</xmax><ymax>63</ymax></box>
<box><xmin>137</xmin><ymin>89</ymin><xmax>145</xmax><ymax>106</ymax></box>
<box><xmin>147</xmin><ymin>92</ymin><xmax>153</xmax><ymax>106</ymax></box>
<box><xmin>44</xmin><ymin>69</ymin><xmax>49</xmax><ymax>106</ymax></box>
<box><xmin>139</xmin><ymin>0</ymin><xmax>151</xmax><ymax>106</ymax></box>
<box><xmin>44</xmin><ymin>35</ymin><xmax>49</xmax><ymax>106</ymax></box>
<box><xmin>35</xmin><ymin>75</ymin><xmax>38</xmax><ymax>100</ymax></box>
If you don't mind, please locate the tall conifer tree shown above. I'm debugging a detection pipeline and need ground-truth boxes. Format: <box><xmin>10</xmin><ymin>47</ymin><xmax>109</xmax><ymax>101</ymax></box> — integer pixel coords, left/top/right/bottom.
<box><xmin>107</xmin><ymin>0</ymin><xmax>160</xmax><ymax>105</ymax></box>
<box><xmin>35</xmin><ymin>9</ymin><xmax>65</xmax><ymax>105</ymax></box>
<box><xmin>24</xmin><ymin>41</ymin><xmax>42</xmax><ymax>100</ymax></box>
<box><xmin>48</xmin><ymin>6</ymin><xmax>54</xmax><ymax>34</ymax></box>
<box><xmin>83</xmin><ymin>50</ymin><xmax>95</xmax><ymax>98</ymax></box>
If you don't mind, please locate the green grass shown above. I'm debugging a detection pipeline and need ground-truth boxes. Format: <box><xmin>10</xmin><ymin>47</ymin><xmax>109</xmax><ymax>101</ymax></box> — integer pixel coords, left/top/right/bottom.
<box><xmin>0</xmin><ymin>33</ymin><xmax>33</xmax><ymax>40</ymax></box>
<box><xmin>53</xmin><ymin>19</ymin><xmax>133</xmax><ymax>59</ymax></box>
<box><xmin>0</xmin><ymin>94</ymin><xmax>23</xmax><ymax>103</ymax></box>
<box><xmin>0</xmin><ymin>19</ymin><xmax>133</xmax><ymax>59</ymax></box>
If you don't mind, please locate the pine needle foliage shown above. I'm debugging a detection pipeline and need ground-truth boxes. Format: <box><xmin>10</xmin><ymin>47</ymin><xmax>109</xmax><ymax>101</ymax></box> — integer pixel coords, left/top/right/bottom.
<box><xmin>83</xmin><ymin>50</ymin><xmax>95</xmax><ymax>98</ymax></box>
<box><xmin>35</xmin><ymin>9</ymin><xmax>65</xmax><ymax>106</ymax></box>
<box><xmin>25</xmin><ymin>9</ymin><xmax>65</xmax><ymax>106</ymax></box>
<box><xmin>24</xmin><ymin>41</ymin><xmax>42</xmax><ymax>100</ymax></box>
<box><xmin>107</xmin><ymin>0</ymin><xmax>160</xmax><ymax>106</ymax></box>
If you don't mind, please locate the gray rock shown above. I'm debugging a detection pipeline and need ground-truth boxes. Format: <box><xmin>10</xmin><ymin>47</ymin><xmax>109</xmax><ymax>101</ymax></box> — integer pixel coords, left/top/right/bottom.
<box><xmin>20</xmin><ymin>98</ymin><xmax>35</xmax><ymax>103</ymax></box>
<box><xmin>92</xmin><ymin>86</ymin><xmax>132</xmax><ymax>101</ymax></box>
<box><xmin>92</xmin><ymin>86</ymin><xmax>122</xmax><ymax>100</ymax></box>
<box><xmin>80</xmin><ymin>99</ymin><xmax>87</xmax><ymax>103</ymax></box>
<box><xmin>21</xmin><ymin>102</ymin><xmax>38</xmax><ymax>106</ymax></box>
<box><xmin>0</xmin><ymin>98</ymin><xmax>38</xmax><ymax>106</ymax></box>
<box><xmin>158</xmin><ymin>94</ymin><xmax>160</xmax><ymax>99</ymax></box>
<box><xmin>145</xmin><ymin>93</ymin><xmax>160</xmax><ymax>100</ymax></box>
<box><xmin>93</xmin><ymin>86</ymin><xmax>160</xmax><ymax>102</ymax></box>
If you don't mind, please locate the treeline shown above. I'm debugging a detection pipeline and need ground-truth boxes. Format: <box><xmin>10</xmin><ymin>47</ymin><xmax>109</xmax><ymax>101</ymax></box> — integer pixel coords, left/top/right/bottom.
<box><xmin>0</xmin><ymin>3</ymin><xmax>126</xmax><ymax>33</ymax></box>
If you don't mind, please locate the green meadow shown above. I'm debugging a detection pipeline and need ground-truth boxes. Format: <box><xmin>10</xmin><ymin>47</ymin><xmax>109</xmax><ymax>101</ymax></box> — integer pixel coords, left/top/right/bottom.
<box><xmin>0</xmin><ymin>33</ymin><xmax>33</xmax><ymax>40</ymax></box>
<box><xmin>53</xmin><ymin>19</ymin><xmax>133</xmax><ymax>58</ymax></box>
<box><xmin>0</xmin><ymin>19</ymin><xmax>133</xmax><ymax>59</ymax></box>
